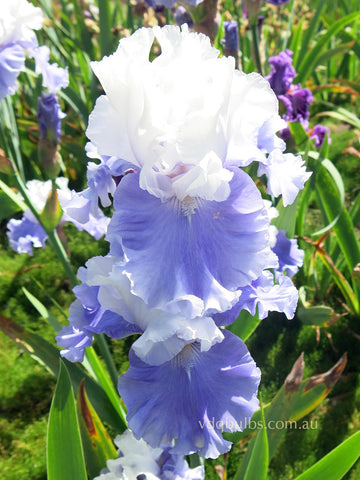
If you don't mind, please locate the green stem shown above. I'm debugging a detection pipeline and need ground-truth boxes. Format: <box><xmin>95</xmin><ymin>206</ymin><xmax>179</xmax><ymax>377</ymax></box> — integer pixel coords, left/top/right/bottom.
<box><xmin>251</xmin><ymin>24</ymin><xmax>263</xmax><ymax>75</ymax></box>
<box><xmin>282</xmin><ymin>0</ymin><xmax>296</xmax><ymax>52</ymax></box>
<box><xmin>85</xmin><ymin>346</ymin><xmax>127</xmax><ymax>430</ymax></box>
<box><xmin>95</xmin><ymin>333</ymin><xmax>119</xmax><ymax>390</ymax></box>
<box><xmin>47</xmin><ymin>228</ymin><xmax>78</xmax><ymax>287</ymax></box>
<box><xmin>98</xmin><ymin>0</ymin><xmax>113</xmax><ymax>56</ymax></box>
<box><xmin>11</xmin><ymin>165</ymin><xmax>78</xmax><ymax>287</ymax></box>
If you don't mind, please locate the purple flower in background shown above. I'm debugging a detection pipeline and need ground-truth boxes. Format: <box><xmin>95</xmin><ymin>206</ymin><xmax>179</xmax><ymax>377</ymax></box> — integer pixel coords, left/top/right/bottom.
<box><xmin>7</xmin><ymin>216</ymin><xmax>47</xmax><ymax>255</ymax></box>
<box><xmin>118</xmin><ymin>330</ymin><xmax>260</xmax><ymax>458</ymax></box>
<box><xmin>37</xmin><ymin>92</ymin><xmax>65</xmax><ymax>143</ymax></box>
<box><xmin>141</xmin><ymin>0</ymin><xmax>204</xmax><ymax>6</ymax></box>
<box><xmin>280</xmin><ymin>85</ymin><xmax>313</xmax><ymax>126</ymax></box>
<box><xmin>223</xmin><ymin>20</ymin><xmax>239</xmax><ymax>53</ymax></box>
<box><xmin>265</xmin><ymin>0</ymin><xmax>290</xmax><ymax>5</ymax></box>
<box><xmin>174</xmin><ymin>6</ymin><xmax>194</xmax><ymax>28</ymax></box>
<box><xmin>142</xmin><ymin>0</ymin><xmax>176</xmax><ymax>7</ymax></box>
<box><xmin>266</xmin><ymin>49</ymin><xmax>295</xmax><ymax>96</ymax></box>
<box><xmin>266</xmin><ymin>49</ymin><xmax>329</xmax><ymax>146</ymax></box>
<box><xmin>310</xmin><ymin>124</ymin><xmax>331</xmax><ymax>149</ymax></box>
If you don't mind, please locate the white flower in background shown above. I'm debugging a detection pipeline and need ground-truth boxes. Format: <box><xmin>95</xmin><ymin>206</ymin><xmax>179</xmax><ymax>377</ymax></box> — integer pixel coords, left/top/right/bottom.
<box><xmin>7</xmin><ymin>178</ymin><xmax>109</xmax><ymax>255</ymax></box>
<box><xmin>0</xmin><ymin>0</ymin><xmax>43</xmax><ymax>101</ymax></box>
<box><xmin>0</xmin><ymin>0</ymin><xmax>43</xmax><ymax>48</ymax></box>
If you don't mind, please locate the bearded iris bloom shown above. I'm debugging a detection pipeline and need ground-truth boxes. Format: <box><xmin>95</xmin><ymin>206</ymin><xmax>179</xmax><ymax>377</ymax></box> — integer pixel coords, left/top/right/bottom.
<box><xmin>57</xmin><ymin>25</ymin><xmax>310</xmax><ymax>461</ymax></box>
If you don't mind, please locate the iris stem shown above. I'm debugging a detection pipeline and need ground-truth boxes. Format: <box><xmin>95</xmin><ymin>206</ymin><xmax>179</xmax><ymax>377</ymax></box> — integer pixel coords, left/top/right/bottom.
<box><xmin>251</xmin><ymin>24</ymin><xmax>263</xmax><ymax>76</ymax></box>
<box><xmin>95</xmin><ymin>333</ymin><xmax>119</xmax><ymax>390</ymax></box>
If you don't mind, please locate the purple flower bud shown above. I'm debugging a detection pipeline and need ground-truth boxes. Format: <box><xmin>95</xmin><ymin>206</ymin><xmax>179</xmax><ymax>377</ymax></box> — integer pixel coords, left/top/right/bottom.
<box><xmin>310</xmin><ymin>124</ymin><xmax>331</xmax><ymax>149</ymax></box>
<box><xmin>266</xmin><ymin>49</ymin><xmax>296</xmax><ymax>96</ymax></box>
<box><xmin>141</xmin><ymin>0</ymin><xmax>176</xmax><ymax>7</ymax></box>
<box><xmin>223</xmin><ymin>20</ymin><xmax>239</xmax><ymax>53</ymax></box>
<box><xmin>266</xmin><ymin>0</ymin><xmax>290</xmax><ymax>4</ymax></box>
<box><xmin>174</xmin><ymin>6</ymin><xmax>194</xmax><ymax>28</ymax></box>
<box><xmin>37</xmin><ymin>92</ymin><xmax>65</xmax><ymax>144</ymax></box>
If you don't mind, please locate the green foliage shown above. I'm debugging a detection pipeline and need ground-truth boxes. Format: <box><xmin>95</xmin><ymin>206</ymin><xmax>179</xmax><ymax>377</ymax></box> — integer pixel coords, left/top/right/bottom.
<box><xmin>294</xmin><ymin>431</ymin><xmax>360</xmax><ymax>480</ymax></box>
<box><xmin>77</xmin><ymin>381</ymin><xmax>117</xmax><ymax>479</ymax></box>
<box><xmin>47</xmin><ymin>361</ymin><xmax>87</xmax><ymax>480</ymax></box>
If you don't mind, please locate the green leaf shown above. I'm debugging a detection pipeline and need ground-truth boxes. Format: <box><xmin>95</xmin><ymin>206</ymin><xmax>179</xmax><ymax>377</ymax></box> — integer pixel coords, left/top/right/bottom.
<box><xmin>0</xmin><ymin>178</ymin><xmax>27</xmax><ymax>211</ymax></box>
<box><xmin>0</xmin><ymin>191</ymin><xmax>22</xmax><ymax>222</ymax></box>
<box><xmin>77</xmin><ymin>380</ymin><xmax>118</xmax><ymax>479</ymax></box>
<box><xmin>273</xmin><ymin>197</ymin><xmax>299</xmax><ymax>238</ymax></box>
<box><xmin>98</xmin><ymin>0</ymin><xmax>114</xmax><ymax>56</ymax></box>
<box><xmin>85</xmin><ymin>346</ymin><xmax>128</xmax><ymax>429</ymax></box>
<box><xmin>0</xmin><ymin>148</ymin><xmax>13</xmax><ymax>174</ymax></box>
<box><xmin>228</xmin><ymin>309</ymin><xmax>261</xmax><ymax>342</ymax></box>
<box><xmin>296</xmin><ymin>11</ymin><xmax>360</xmax><ymax>84</ymax></box>
<box><xmin>234</xmin><ymin>400</ymin><xmax>269</xmax><ymax>480</ymax></box>
<box><xmin>69</xmin><ymin>0</ymin><xmax>94</xmax><ymax>56</ymax></box>
<box><xmin>47</xmin><ymin>360</ymin><xmax>87</xmax><ymax>480</ymax></box>
<box><xmin>294</xmin><ymin>431</ymin><xmax>360</xmax><ymax>480</ymax></box>
<box><xmin>289</xmin><ymin>122</ymin><xmax>310</xmax><ymax>149</ymax></box>
<box><xmin>14</xmin><ymin>286</ymin><xmax>127</xmax><ymax>429</ymax></box>
<box><xmin>309</xmin><ymin>155</ymin><xmax>345</xmax><ymax>237</ymax></box>
<box><xmin>295</xmin><ymin>181</ymin><xmax>312</xmax><ymax>237</ymax></box>
<box><xmin>316</xmin><ymin>42</ymin><xmax>355</xmax><ymax>68</ymax></box>
<box><xmin>22</xmin><ymin>287</ymin><xmax>63</xmax><ymax>331</ymax></box>
<box><xmin>317</xmin><ymin>108</ymin><xmax>360</xmax><ymax>130</ymax></box>
<box><xmin>313</xmin><ymin>243</ymin><xmax>359</xmax><ymax>315</ymax></box>
<box><xmin>39</xmin><ymin>183</ymin><xmax>63</xmax><ymax>231</ymax></box>
<box><xmin>297</xmin><ymin>305</ymin><xmax>336</xmax><ymax>326</ymax></box>
<box><xmin>294</xmin><ymin>0</ymin><xmax>326</xmax><ymax>71</ymax></box>
<box><xmin>309</xmin><ymin>155</ymin><xmax>360</xmax><ymax>274</ymax></box>
<box><xmin>289</xmin><ymin>17</ymin><xmax>305</xmax><ymax>62</ymax></box>
<box><xmin>225</xmin><ymin>353</ymin><xmax>347</xmax><ymax>459</ymax></box>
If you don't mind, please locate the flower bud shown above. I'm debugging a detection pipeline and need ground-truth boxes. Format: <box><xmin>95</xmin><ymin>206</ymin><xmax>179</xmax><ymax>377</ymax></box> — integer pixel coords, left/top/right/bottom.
<box><xmin>37</xmin><ymin>92</ymin><xmax>64</xmax><ymax>178</ymax></box>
